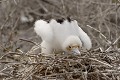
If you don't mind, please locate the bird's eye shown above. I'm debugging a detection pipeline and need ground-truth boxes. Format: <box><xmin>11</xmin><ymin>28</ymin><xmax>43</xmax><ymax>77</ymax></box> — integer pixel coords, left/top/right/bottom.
<box><xmin>69</xmin><ymin>46</ymin><xmax>71</xmax><ymax>48</ymax></box>
<box><xmin>78</xmin><ymin>46</ymin><xmax>80</xmax><ymax>48</ymax></box>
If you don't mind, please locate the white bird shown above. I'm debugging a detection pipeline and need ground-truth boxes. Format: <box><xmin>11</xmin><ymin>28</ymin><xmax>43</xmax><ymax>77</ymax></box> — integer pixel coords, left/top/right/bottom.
<box><xmin>34</xmin><ymin>18</ymin><xmax>92</xmax><ymax>55</ymax></box>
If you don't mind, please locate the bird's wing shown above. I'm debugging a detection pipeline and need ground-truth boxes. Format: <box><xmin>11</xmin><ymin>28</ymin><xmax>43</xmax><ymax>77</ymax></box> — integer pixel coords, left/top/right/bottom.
<box><xmin>71</xmin><ymin>20</ymin><xmax>92</xmax><ymax>50</ymax></box>
<box><xmin>34</xmin><ymin>20</ymin><xmax>53</xmax><ymax>42</ymax></box>
<box><xmin>49</xmin><ymin>19</ymin><xmax>75</xmax><ymax>44</ymax></box>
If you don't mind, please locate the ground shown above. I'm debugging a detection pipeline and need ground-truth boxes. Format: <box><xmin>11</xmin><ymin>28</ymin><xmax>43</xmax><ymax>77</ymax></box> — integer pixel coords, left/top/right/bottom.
<box><xmin>0</xmin><ymin>0</ymin><xmax>120</xmax><ymax>80</ymax></box>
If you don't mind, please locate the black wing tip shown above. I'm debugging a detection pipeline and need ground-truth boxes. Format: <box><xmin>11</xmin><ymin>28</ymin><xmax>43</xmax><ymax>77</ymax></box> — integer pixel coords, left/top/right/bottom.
<box><xmin>56</xmin><ymin>18</ymin><xmax>65</xmax><ymax>24</ymax></box>
<box><xmin>67</xmin><ymin>17</ymin><xmax>72</xmax><ymax>22</ymax></box>
<box><xmin>45</xmin><ymin>17</ymin><xmax>74</xmax><ymax>24</ymax></box>
<box><xmin>56</xmin><ymin>17</ymin><xmax>73</xmax><ymax>24</ymax></box>
<box><xmin>46</xmin><ymin>18</ymin><xmax>64</xmax><ymax>24</ymax></box>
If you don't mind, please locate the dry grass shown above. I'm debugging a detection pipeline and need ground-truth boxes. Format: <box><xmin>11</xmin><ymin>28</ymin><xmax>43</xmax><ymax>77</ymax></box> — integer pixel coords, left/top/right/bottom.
<box><xmin>0</xmin><ymin>0</ymin><xmax>120</xmax><ymax>80</ymax></box>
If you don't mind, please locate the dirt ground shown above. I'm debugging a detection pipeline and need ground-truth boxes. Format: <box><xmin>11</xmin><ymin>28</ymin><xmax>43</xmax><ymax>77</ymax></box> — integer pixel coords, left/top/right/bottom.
<box><xmin>0</xmin><ymin>0</ymin><xmax>120</xmax><ymax>80</ymax></box>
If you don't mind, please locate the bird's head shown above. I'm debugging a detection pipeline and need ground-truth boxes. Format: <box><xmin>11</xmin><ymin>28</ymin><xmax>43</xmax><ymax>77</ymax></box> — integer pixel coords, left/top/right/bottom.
<box><xmin>62</xmin><ymin>35</ymin><xmax>82</xmax><ymax>54</ymax></box>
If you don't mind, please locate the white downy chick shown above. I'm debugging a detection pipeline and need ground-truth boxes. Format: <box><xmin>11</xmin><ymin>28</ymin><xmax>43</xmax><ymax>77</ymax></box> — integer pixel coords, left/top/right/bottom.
<box><xmin>34</xmin><ymin>19</ymin><xmax>92</xmax><ymax>55</ymax></box>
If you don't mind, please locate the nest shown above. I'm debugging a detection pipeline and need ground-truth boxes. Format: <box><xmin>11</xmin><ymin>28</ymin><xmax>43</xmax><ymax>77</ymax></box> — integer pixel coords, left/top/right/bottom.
<box><xmin>0</xmin><ymin>44</ymin><xmax>120</xmax><ymax>80</ymax></box>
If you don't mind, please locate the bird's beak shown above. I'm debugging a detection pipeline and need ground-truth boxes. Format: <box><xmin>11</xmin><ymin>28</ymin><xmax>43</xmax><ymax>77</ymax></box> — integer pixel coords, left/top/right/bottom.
<box><xmin>71</xmin><ymin>48</ymin><xmax>80</xmax><ymax>54</ymax></box>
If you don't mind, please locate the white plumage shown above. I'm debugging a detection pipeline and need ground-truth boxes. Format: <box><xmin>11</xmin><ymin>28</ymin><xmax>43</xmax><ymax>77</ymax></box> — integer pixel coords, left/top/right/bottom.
<box><xmin>34</xmin><ymin>19</ymin><xmax>92</xmax><ymax>55</ymax></box>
